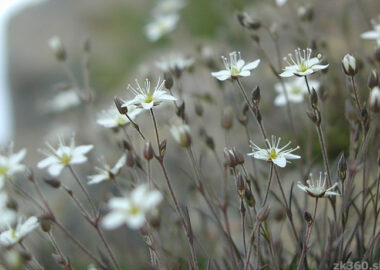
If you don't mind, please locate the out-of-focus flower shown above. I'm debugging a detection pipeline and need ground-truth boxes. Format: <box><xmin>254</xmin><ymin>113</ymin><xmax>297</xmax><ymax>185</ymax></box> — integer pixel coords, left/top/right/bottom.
<box><xmin>248</xmin><ymin>136</ymin><xmax>300</xmax><ymax>168</ymax></box>
<box><xmin>88</xmin><ymin>155</ymin><xmax>126</xmax><ymax>185</ymax></box>
<box><xmin>275</xmin><ymin>0</ymin><xmax>287</xmax><ymax>6</ymax></box>
<box><xmin>102</xmin><ymin>184</ymin><xmax>163</xmax><ymax>230</ymax></box>
<box><xmin>47</xmin><ymin>90</ymin><xmax>81</xmax><ymax>112</ymax></box>
<box><xmin>361</xmin><ymin>18</ymin><xmax>380</xmax><ymax>46</ymax></box>
<box><xmin>0</xmin><ymin>192</ymin><xmax>16</xmax><ymax>229</ymax></box>
<box><xmin>342</xmin><ymin>54</ymin><xmax>358</xmax><ymax>76</ymax></box>
<box><xmin>153</xmin><ymin>0</ymin><xmax>186</xmax><ymax>16</ymax></box>
<box><xmin>170</xmin><ymin>122</ymin><xmax>191</xmax><ymax>147</ymax></box>
<box><xmin>145</xmin><ymin>13</ymin><xmax>179</xmax><ymax>42</ymax></box>
<box><xmin>211</xmin><ymin>51</ymin><xmax>260</xmax><ymax>81</ymax></box>
<box><xmin>370</xmin><ymin>86</ymin><xmax>380</xmax><ymax>113</ymax></box>
<box><xmin>0</xmin><ymin>216</ymin><xmax>39</xmax><ymax>247</ymax></box>
<box><xmin>0</xmin><ymin>144</ymin><xmax>26</xmax><ymax>189</ymax></box>
<box><xmin>155</xmin><ymin>54</ymin><xmax>194</xmax><ymax>76</ymax></box>
<box><xmin>297</xmin><ymin>172</ymin><xmax>339</xmax><ymax>198</ymax></box>
<box><xmin>280</xmin><ymin>48</ymin><xmax>328</xmax><ymax>77</ymax></box>
<box><xmin>49</xmin><ymin>36</ymin><xmax>66</xmax><ymax>61</ymax></box>
<box><xmin>96</xmin><ymin>106</ymin><xmax>142</xmax><ymax>129</ymax></box>
<box><xmin>274</xmin><ymin>77</ymin><xmax>320</xmax><ymax>106</ymax></box>
<box><xmin>38</xmin><ymin>136</ymin><xmax>93</xmax><ymax>176</ymax></box>
<box><xmin>124</xmin><ymin>78</ymin><xmax>176</xmax><ymax>110</ymax></box>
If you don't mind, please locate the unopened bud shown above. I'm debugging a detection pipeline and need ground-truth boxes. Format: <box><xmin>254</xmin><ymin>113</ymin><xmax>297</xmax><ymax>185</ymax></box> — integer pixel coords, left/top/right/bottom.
<box><xmin>44</xmin><ymin>178</ymin><xmax>61</xmax><ymax>189</ymax></box>
<box><xmin>310</xmin><ymin>88</ymin><xmax>318</xmax><ymax>109</ymax></box>
<box><xmin>244</xmin><ymin>189</ymin><xmax>255</xmax><ymax>207</ymax></box>
<box><xmin>342</xmin><ymin>54</ymin><xmax>358</xmax><ymax>76</ymax></box>
<box><xmin>123</xmin><ymin>140</ymin><xmax>132</xmax><ymax>151</ymax></box>
<box><xmin>148</xmin><ymin>209</ymin><xmax>161</xmax><ymax>229</ymax></box>
<box><xmin>143</xmin><ymin>141</ymin><xmax>154</xmax><ymax>160</ymax></box>
<box><xmin>237</xmin><ymin>12</ymin><xmax>261</xmax><ymax>30</ymax></box>
<box><xmin>205</xmin><ymin>135</ymin><xmax>215</xmax><ymax>150</ymax></box>
<box><xmin>236</xmin><ymin>174</ymin><xmax>245</xmax><ymax>197</ymax></box>
<box><xmin>304</xmin><ymin>211</ymin><xmax>313</xmax><ymax>225</ymax></box>
<box><xmin>238</xmin><ymin>115</ymin><xmax>248</xmax><ymax>126</ymax></box>
<box><xmin>297</xmin><ymin>5</ymin><xmax>314</xmax><ymax>22</ymax></box>
<box><xmin>49</xmin><ymin>36</ymin><xmax>66</xmax><ymax>61</ymax></box>
<box><xmin>224</xmin><ymin>148</ymin><xmax>237</xmax><ymax>167</ymax></box>
<box><xmin>194</xmin><ymin>102</ymin><xmax>203</xmax><ymax>117</ymax></box>
<box><xmin>159</xmin><ymin>139</ymin><xmax>167</xmax><ymax>157</ymax></box>
<box><xmin>176</xmin><ymin>102</ymin><xmax>185</xmax><ymax>120</ymax></box>
<box><xmin>233</xmin><ymin>149</ymin><xmax>245</xmax><ymax>164</ymax></box>
<box><xmin>170</xmin><ymin>123</ymin><xmax>191</xmax><ymax>148</ymax></box>
<box><xmin>126</xmin><ymin>151</ymin><xmax>135</xmax><ymax>167</ymax></box>
<box><xmin>252</xmin><ymin>86</ymin><xmax>260</xmax><ymax>105</ymax></box>
<box><xmin>164</xmin><ymin>72</ymin><xmax>174</xmax><ymax>89</ymax></box>
<box><xmin>39</xmin><ymin>215</ymin><xmax>53</xmax><ymax>232</ymax></box>
<box><xmin>221</xmin><ymin>107</ymin><xmax>234</xmax><ymax>130</ymax></box>
<box><xmin>257</xmin><ymin>205</ymin><xmax>270</xmax><ymax>222</ymax></box>
<box><xmin>368</xmin><ymin>70</ymin><xmax>379</xmax><ymax>89</ymax></box>
<box><xmin>338</xmin><ymin>153</ymin><xmax>347</xmax><ymax>182</ymax></box>
<box><xmin>370</xmin><ymin>86</ymin><xmax>380</xmax><ymax>113</ymax></box>
<box><xmin>114</xmin><ymin>96</ymin><xmax>128</xmax><ymax>114</ymax></box>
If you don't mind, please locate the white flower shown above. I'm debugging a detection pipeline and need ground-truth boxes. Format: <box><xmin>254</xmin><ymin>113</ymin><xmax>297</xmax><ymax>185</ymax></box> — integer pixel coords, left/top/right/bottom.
<box><xmin>88</xmin><ymin>155</ymin><xmax>126</xmax><ymax>185</ymax></box>
<box><xmin>170</xmin><ymin>122</ymin><xmax>191</xmax><ymax>147</ymax></box>
<box><xmin>153</xmin><ymin>0</ymin><xmax>186</xmax><ymax>16</ymax></box>
<box><xmin>361</xmin><ymin>18</ymin><xmax>380</xmax><ymax>46</ymax></box>
<box><xmin>38</xmin><ymin>136</ymin><xmax>93</xmax><ymax>177</ymax></box>
<box><xmin>47</xmin><ymin>90</ymin><xmax>81</xmax><ymax>112</ymax></box>
<box><xmin>211</xmin><ymin>51</ymin><xmax>260</xmax><ymax>81</ymax></box>
<box><xmin>276</xmin><ymin>0</ymin><xmax>287</xmax><ymax>6</ymax></box>
<box><xmin>102</xmin><ymin>184</ymin><xmax>163</xmax><ymax>230</ymax></box>
<box><xmin>96</xmin><ymin>105</ymin><xmax>142</xmax><ymax>129</ymax></box>
<box><xmin>370</xmin><ymin>86</ymin><xmax>380</xmax><ymax>112</ymax></box>
<box><xmin>297</xmin><ymin>172</ymin><xmax>339</xmax><ymax>198</ymax></box>
<box><xmin>0</xmin><ymin>192</ymin><xmax>16</xmax><ymax>229</ymax></box>
<box><xmin>248</xmin><ymin>136</ymin><xmax>300</xmax><ymax>168</ymax></box>
<box><xmin>145</xmin><ymin>13</ymin><xmax>179</xmax><ymax>42</ymax></box>
<box><xmin>155</xmin><ymin>53</ymin><xmax>194</xmax><ymax>75</ymax></box>
<box><xmin>48</xmin><ymin>36</ymin><xmax>66</xmax><ymax>61</ymax></box>
<box><xmin>280</xmin><ymin>48</ymin><xmax>328</xmax><ymax>77</ymax></box>
<box><xmin>124</xmin><ymin>78</ymin><xmax>176</xmax><ymax>110</ymax></box>
<box><xmin>342</xmin><ymin>54</ymin><xmax>358</xmax><ymax>76</ymax></box>
<box><xmin>0</xmin><ymin>216</ymin><xmax>39</xmax><ymax>247</ymax></box>
<box><xmin>274</xmin><ymin>77</ymin><xmax>320</xmax><ymax>106</ymax></box>
<box><xmin>0</xmin><ymin>144</ymin><xmax>26</xmax><ymax>189</ymax></box>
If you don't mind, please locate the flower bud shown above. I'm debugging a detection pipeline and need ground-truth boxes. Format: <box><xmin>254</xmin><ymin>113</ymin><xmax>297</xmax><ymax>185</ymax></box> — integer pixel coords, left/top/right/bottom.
<box><xmin>244</xmin><ymin>189</ymin><xmax>255</xmax><ymax>207</ymax></box>
<box><xmin>370</xmin><ymin>86</ymin><xmax>380</xmax><ymax>113</ymax></box>
<box><xmin>143</xmin><ymin>141</ymin><xmax>154</xmax><ymax>160</ymax></box>
<box><xmin>126</xmin><ymin>151</ymin><xmax>135</xmax><ymax>167</ymax></box>
<box><xmin>176</xmin><ymin>102</ymin><xmax>185</xmax><ymax>120</ymax></box>
<box><xmin>368</xmin><ymin>70</ymin><xmax>379</xmax><ymax>89</ymax></box>
<box><xmin>257</xmin><ymin>205</ymin><xmax>270</xmax><ymax>222</ymax></box>
<box><xmin>114</xmin><ymin>96</ymin><xmax>128</xmax><ymax>114</ymax></box>
<box><xmin>49</xmin><ymin>36</ymin><xmax>66</xmax><ymax>61</ymax></box>
<box><xmin>310</xmin><ymin>88</ymin><xmax>318</xmax><ymax>109</ymax></box>
<box><xmin>237</xmin><ymin>115</ymin><xmax>248</xmax><ymax>126</ymax></box>
<box><xmin>342</xmin><ymin>54</ymin><xmax>358</xmax><ymax>76</ymax></box>
<box><xmin>205</xmin><ymin>135</ymin><xmax>215</xmax><ymax>150</ymax></box>
<box><xmin>304</xmin><ymin>211</ymin><xmax>313</xmax><ymax>225</ymax></box>
<box><xmin>39</xmin><ymin>215</ymin><xmax>53</xmax><ymax>232</ymax></box>
<box><xmin>159</xmin><ymin>140</ymin><xmax>167</xmax><ymax>157</ymax></box>
<box><xmin>233</xmin><ymin>149</ymin><xmax>245</xmax><ymax>165</ymax></box>
<box><xmin>297</xmin><ymin>5</ymin><xmax>314</xmax><ymax>22</ymax></box>
<box><xmin>224</xmin><ymin>148</ymin><xmax>237</xmax><ymax>168</ymax></box>
<box><xmin>164</xmin><ymin>72</ymin><xmax>174</xmax><ymax>89</ymax></box>
<box><xmin>44</xmin><ymin>178</ymin><xmax>61</xmax><ymax>189</ymax></box>
<box><xmin>170</xmin><ymin>123</ymin><xmax>192</xmax><ymax>148</ymax></box>
<box><xmin>221</xmin><ymin>107</ymin><xmax>234</xmax><ymax>130</ymax></box>
<box><xmin>338</xmin><ymin>153</ymin><xmax>347</xmax><ymax>182</ymax></box>
<box><xmin>237</xmin><ymin>12</ymin><xmax>261</xmax><ymax>30</ymax></box>
<box><xmin>252</xmin><ymin>86</ymin><xmax>260</xmax><ymax>106</ymax></box>
<box><xmin>236</xmin><ymin>174</ymin><xmax>245</xmax><ymax>197</ymax></box>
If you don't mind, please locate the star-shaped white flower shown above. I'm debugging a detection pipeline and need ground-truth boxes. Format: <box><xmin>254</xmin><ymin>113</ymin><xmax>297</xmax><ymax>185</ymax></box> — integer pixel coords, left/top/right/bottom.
<box><xmin>124</xmin><ymin>78</ymin><xmax>176</xmax><ymax>110</ymax></box>
<box><xmin>0</xmin><ymin>216</ymin><xmax>39</xmax><ymax>247</ymax></box>
<box><xmin>145</xmin><ymin>13</ymin><xmax>179</xmax><ymax>42</ymax></box>
<box><xmin>361</xmin><ymin>18</ymin><xmax>380</xmax><ymax>46</ymax></box>
<box><xmin>211</xmin><ymin>51</ymin><xmax>260</xmax><ymax>81</ymax></box>
<box><xmin>155</xmin><ymin>53</ymin><xmax>194</xmax><ymax>75</ymax></box>
<box><xmin>38</xmin><ymin>136</ymin><xmax>93</xmax><ymax>177</ymax></box>
<box><xmin>274</xmin><ymin>77</ymin><xmax>320</xmax><ymax>106</ymax></box>
<box><xmin>96</xmin><ymin>105</ymin><xmax>142</xmax><ymax>129</ymax></box>
<box><xmin>0</xmin><ymin>143</ymin><xmax>27</xmax><ymax>189</ymax></box>
<box><xmin>88</xmin><ymin>155</ymin><xmax>126</xmax><ymax>185</ymax></box>
<box><xmin>297</xmin><ymin>172</ymin><xmax>339</xmax><ymax>198</ymax></box>
<box><xmin>280</xmin><ymin>48</ymin><xmax>328</xmax><ymax>77</ymax></box>
<box><xmin>102</xmin><ymin>184</ymin><xmax>163</xmax><ymax>230</ymax></box>
<box><xmin>248</xmin><ymin>136</ymin><xmax>300</xmax><ymax>168</ymax></box>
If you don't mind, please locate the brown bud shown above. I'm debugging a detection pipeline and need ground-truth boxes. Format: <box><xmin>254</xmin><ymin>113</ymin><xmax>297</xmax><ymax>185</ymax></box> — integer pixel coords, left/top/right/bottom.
<box><xmin>221</xmin><ymin>107</ymin><xmax>234</xmax><ymax>130</ymax></box>
<box><xmin>143</xmin><ymin>141</ymin><xmax>154</xmax><ymax>160</ymax></box>
<box><xmin>40</xmin><ymin>215</ymin><xmax>53</xmax><ymax>232</ymax></box>
<box><xmin>257</xmin><ymin>205</ymin><xmax>270</xmax><ymax>222</ymax></box>
<box><xmin>224</xmin><ymin>148</ymin><xmax>237</xmax><ymax>168</ymax></box>
<box><xmin>310</xmin><ymin>88</ymin><xmax>318</xmax><ymax>109</ymax></box>
<box><xmin>114</xmin><ymin>96</ymin><xmax>128</xmax><ymax>114</ymax></box>
<box><xmin>126</xmin><ymin>151</ymin><xmax>135</xmax><ymax>167</ymax></box>
<box><xmin>244</xmin><ymin>189</ymin><xmax>255</xmax><ymax>207</ymax></box>
<box><xmin>368</xmin><ymin>70</ymin><xmax>378</xmax><ymax>89</ymax></box>
<box><xmin>238</xmin><ymin>115</ymin><xmax>248</xmax><ymax>126</ymax></box>
<box><xmin>304</xmin><ymin>211</ymin><xmax>313</xmax><ymax>225</ymax></box>
<box><xmin>123</xmin><ymin>140</ymin><xmax>132</xmax><ymax>151</ymax></box>
<box><xmin>164</xmin><ymin>72</ymin><xmax>174</xmax><ymax>89</ymax></box>
<box><xmin>252</xmin><ymin>86</ymin><xmax>260</xmax><ymax>105</ymax></box>
<box><xmin>44</xmin><ymin>178</ymin><xmax>61</xmax><ymax>189</ymax></box>
<box><xmin>159</xmin><ymin>139</ymin><xmax>167</xmax><ymax>157</ymax></box>
<box><xmin>338</xmin><ymin>153</ymin><xmax>347</xmax><ymax>182</ymax></box>
<box><xmin>233</xmin><ymin>149</ymin><xmax>245</xmax><ymax>165</ymax></box>
<box><xmin>176</xmin><ymin>102</ymin><xmax>185</xmax><ymax>120</ymax></box>
<box><xmin>205</xmin><ymin>135</ymin><xmax>215</xmax><ymax>150</ymax></box>
<box><xmin>236</xmin><ymin>174</ymin><xmax>245</xmax><ymax>197</ymax></box>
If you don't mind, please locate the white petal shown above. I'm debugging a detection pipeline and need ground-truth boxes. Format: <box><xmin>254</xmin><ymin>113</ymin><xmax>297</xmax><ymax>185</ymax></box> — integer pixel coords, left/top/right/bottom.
<box><xmin>273</xmin><ymin>155</ymin><xmax>287</xmax><ymax>167</ymax></box>
<box><xmin>211</xmin><ymin>70</ymin><xmax>231</xmax><ymax>81</ymax></box>
<box><xmin>102</xmin><ymin>212</ymin><xmax>126</xmax><ymax>230</ymax></box>
<box><xmin>236</xmin><ymin>59</ymin><xmax>245</xmax><ymax>70</ymax></box>
<box><xmin>242</xmin><ymin>59</ymin><xmax>260</xmax><ymax>71</ymax></box>
<box><xmin>131</xmin><ymin>184</ymin><xmax>149</xmax><ymax>203</ymax></box>
<box><xmin>279</xmin><ymin>70</ymin><xmax>295</xmax><ymax>77</ymax></box>
<box><xmin>125</xmin><ymin>213</ymin><xmax>146</xmax><ymax>229</ymax></box>
<box><xmin>361</xmin><ymin>30</ymin><xmax>380</xmax><ymax>40</ymax></box>
<box><xmin>73</xmin><ymin>145</ymin><xmax>94</xmax><ymax>156</ymax></box>
<box><xmin>142</xmin><ymin>191</ymin><xmax>162</xmax><ymax>211</ymax></box>
<box><xmin>274</xmin><ymin>94</ymin><xmax>287</xmax><ymax>106</ymax></box>
<box><xmin>37</xmin><ymin>156</ymin><xmax>57</xmax><ymax>169</ymax></box>
<box><xmin>48</xmin><ymin>164</ymin><xmax>65</xmax><ymax>176</ymax></box>
<box><xmin>70</xmin><ymin>155</ymin><xmax>88</xmax><ymax>164</ymax></box>
<box><xmin>88</xmin><ymin>174</ymin><xmax>109</xmax><ymax>185</ymax></box>
<box><xmin>239</xmin><ymin>70</ymin><xmax>251</xmax><ymax>77</ymax></box>
<box><xmin>10</xmin><ymin>149</ymin><xmax>26</xmax><ymax>164</ymax></box>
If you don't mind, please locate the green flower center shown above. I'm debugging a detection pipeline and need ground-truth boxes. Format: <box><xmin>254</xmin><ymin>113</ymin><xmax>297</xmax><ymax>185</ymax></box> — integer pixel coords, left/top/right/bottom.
<box><xmin>145</xmin><ymin>93</ymin><xmax>153</xmax><ymax>103</ymax></box>
<box><xmin>61</xmin><ymin>153</ymin><xmax>72</xmax><ymax>164</ymax></box>
<box><xmin>129</xmin><ymin>205</ymin><xmax>140</xmax><ymax>215</ymax></box>
<box><xmin>11</xmin><ymin>229</ymin><xmax>17</xmax><ymax>239</ymax></box>
<box><xmin>117</xmin><ymin>116</ymin><xmax>126</xmax><ymax>125</ymax></box>
<box><xmin>0</xmin><ymin>165</ymin><xmax>9</xmax><ymax>176</ymax></box>
<box><xmin>269</xmin><ymin>148</ymin><xmax>277</xmax><ymax>160</ymax></box>
<box><xmin>299</xmin><ymin>62</ymin><xmax>308</xmax><ymax>72</ymax></box>
<box><xmin>291</xmin><ymin>87</ymin><xmax>301</xmax><ymax>94</ymax></box>
<box><xmin>230</xmin><ymin>67</ymin><xmax>240</xmax><ymax>76</ymax></box>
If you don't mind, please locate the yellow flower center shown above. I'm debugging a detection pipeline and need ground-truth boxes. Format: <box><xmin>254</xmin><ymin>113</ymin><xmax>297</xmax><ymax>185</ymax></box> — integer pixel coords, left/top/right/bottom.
<box><xmin>291</xmin><ymin>87</ymin><xmax>301</xmax><ymax>94</ymax></box>
<box><xmin>11</xmin><ymin>229</ymin><xmax>17</xmax><ymax>239</ymax></box>
<box><xmin>117</xmin><ymin>116</ymin><xmax>126</xmax><ymax>125</ymax></box>
<box><xmin>299</xmin><ymin>62</ymin><xmax>308</xmax><ymax>72</ymax></box>
<box><xmin>129</xmin><ymin>204</ymin><xmax>140</xmax><ymax>215</ymax></box>
<box><xmin>61</xmin><ymin>153</ymin><xmax>72</xmax><ymax>164</ymax></box>
<box><xmin>269</xmin><ymin>148</ymin><xmax>277</xmax><ymax>160</ymax></box>
<box><xmin>231</xmin><ymin>67</ymin><xmax>240</xmax><ymax>76</ymax></box>
<box><xmin>145</xmin><ymin>93</ymin><xmax>153</xmax><ymax>103</ymax></box>
<box><xmin>0</xmin><ymin>165</ymin><xmax>8</xmax><ymax>176</ymax></box>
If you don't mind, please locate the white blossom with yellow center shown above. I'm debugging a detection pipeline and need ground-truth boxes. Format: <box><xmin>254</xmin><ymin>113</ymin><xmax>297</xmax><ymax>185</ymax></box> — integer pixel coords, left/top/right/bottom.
<box><xmin>88</xmin><ymin>154</ymin><xmax>126</xmax><ymax>185</ymax></box>
<box><xmin>297</xmin><ymin>172</ymin><xmax>339</xmax><ymax>198</ymax></box>
<box><xmin>96</xmin><ymin>105</ymin><xmax>142</xmax><ymax>129</ymax></box>
<box><xmin>0</xmin><ymin>216</ymin><xmax>39</xmax><ymax>247</ymax></box>
<box><xmin>0</xmin><ymin>143</ymin><xmax>26</xmax><ymax>189</ymax></box>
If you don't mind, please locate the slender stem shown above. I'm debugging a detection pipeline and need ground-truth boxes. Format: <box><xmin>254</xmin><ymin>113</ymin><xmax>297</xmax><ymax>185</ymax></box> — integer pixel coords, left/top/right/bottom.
<box><xmin>244</xmin><ymin>222</ymin><xmax>258</xmax><ymax>270</ymax></box>
<box><xmin>256</xmin><ymin>223</ymin><xmax>261</xmax><ymax>270</ymax></box>
<box><xmin>150</xmin><ymin>109</ymin><xmax>161</xmax><ymax>154</ymax></box>
<box><xmin>95</xmin><ymin>226</ymin><xmax>121</xmax><ymax>270</ymax></box>
<box><xmin>350</xmin><ymin>76</ymin><xmax>362</xmax><ymax>113</ymax></box>
<box><xmin>262</xmin><ymin>163</ymin><xmax>274</xmax><ymax>206</ymax></box>
<box><xmin>241</xmin><ymin>199</ymin><xmax>247</xmax><ymax>256</ymax></box>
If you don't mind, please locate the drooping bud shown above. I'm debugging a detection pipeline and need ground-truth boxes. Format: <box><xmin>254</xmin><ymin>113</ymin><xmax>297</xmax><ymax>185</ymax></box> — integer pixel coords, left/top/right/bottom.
<box><xmin>368</xmin><ymin>70</ymin><xmax>379</xmax><ymax>89</ymax></box>
<box><xmin>338</xmin><ymin>153</ymin><xmax>347</xmax><ymax>182</ymax></box>
<box><xmin>252</xmin><ymin>86</ymin><xmax>261</xmax><ymax>106</ymax></box>
<box><xmin>49</xmin><ymin>36</ymin><xmax>66</xmax><ymax>61</ymax></box>
<box><xmin>370</xmin><ymin>86</ymin><xmax>380</xmax><ymax>113</ymax></box>
<box><xmin>143</xmin><ymin>141</ymin><xmax>154</xmax><ymax>161</ymax></box>
<box><xmin>114</xmin><ymin>96</ymin><xmax>128</xmax><ymax>114</ymax></box>
<box><xmin>164</xmin><ymin>72</ymin><xmax>174</xmax><ymax>90</ymax></box>
<box><xmin>221</xmin><ymin>107</ymin><xmax>234</xmax><ymax>130</ymax></box>
<box><xmin>257</xmin><ymin>205</ymin><xmax>270</xmax><ymax>222</ymax></box>
<box><xmin>224</xmin><ymin>148</ymin><xmax>237</xmax><ymax>168</ymax></box>
<box><xmin>342</xmin><ymin>54</ymin><xmax>358</xmax><ymax>76</ymax></box>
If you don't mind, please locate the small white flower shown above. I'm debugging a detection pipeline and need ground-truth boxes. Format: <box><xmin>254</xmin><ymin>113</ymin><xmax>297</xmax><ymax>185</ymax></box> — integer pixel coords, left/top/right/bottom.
<box><xmin>96</xmin><ymin>105</ymin><xmax>142</xmax><ymax>129</ymax></box>
<box><xmin>274</xmin><ymin>77</ymin><xmax>320</xmax><ymax>106</ymax></box>
<box><xmin>170</xmin><ymin>122</ymin><xmax>191</xmax><ymax>147</ymax></box>
<box><xmin>248</xmin><ymin>136</ymin><xmax>300</xmax><ymax>168</ymax></box>
<box><xmin>275</xmin><ymin>0</ymin><xmax>287</xmax><ymax>6</ymax></box>
<box><xmin>145</xmin><ymin>13</ymin><xmax>179</xmax><ymax>42</ymax></box>
<box><xmin>370</xmin><ymin>86</ymin><xmax>380</xmax><ymax>112</ymax></box>
<box><xmin>124</xmin><ymin>78</ymin><xmax>176</xmax><ymax>110</ymax></box>
<box><xmin>88</xmin><ymin>155</ymin><xmax>126</xmax><ymax>185</ymax></box>
<box><xmin>102</xmin><ymin>184</ymin><xmax>163</xmax><ymax>230</ymax></box>
<box><xmin>0</xmin><ymin>216</ymin><xmax>39</xmax><ymax>247</ymax></box>
<box><xmin>361</xmin><ymin>18</ymin><xmax>380</xmax><ymax>46</ymax></box>
<box><xmin>0</xmin><ymin>192</ymin><xmax>16</xmax><ymax>229</ymax></box>
<box><xmin>0</xmin><ymin>144</ymin><xmax>27</xmax><ymax>189</ymax></box>
<box><xmin>38</xmin><ymin>136</ymin><xmax>93</xmax><ymax>177</ymax></box>
<box><xmin>297</xmin><ymin>172</ymin><xmax>339</xmax><ymax>198</ymax></box>
<box><xmin>280</xmin><ymin>48</ymin><xmax>328</xmax><ymax>77</ymax></box>
<box><xmin>153</xmin><ymin>0</ymin><xmax>186</xmax><ymax>16</ymax></box>
<box><xmin>47</xmin><ymin>90</ymin><xmax>81</xmax><ymax>112</ymax></box>
<box><xmin>342</xmin><ymin>54</ymin><xmax>358</xmax><ymax>76</ymax></box>
<box><xmin>155</xmin><ymin>53</ymin><xmax>194</xmax><ymax>75</ymax></box>
<box><xmin>48</xmin><ymin>36</ymin><xmax>66</xmax><ymax>61</ymax></box>
<box><xmin>211</xmin><ymin>51</ymin><xmax>260</xmax><ymax>81</ymax></box>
